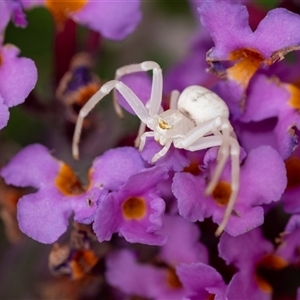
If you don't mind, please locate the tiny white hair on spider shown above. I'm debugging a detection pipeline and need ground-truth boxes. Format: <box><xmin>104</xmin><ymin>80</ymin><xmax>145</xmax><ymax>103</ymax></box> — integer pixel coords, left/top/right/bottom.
<box><xmin>72</xmin><ymin>61</ymin><xmax>240</xmax><ymax>236</ymax></box>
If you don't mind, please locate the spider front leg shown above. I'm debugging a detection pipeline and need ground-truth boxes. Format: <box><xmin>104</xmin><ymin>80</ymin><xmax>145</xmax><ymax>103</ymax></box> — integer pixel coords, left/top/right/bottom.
<box><xmin>72</xmin><ymin>80</ymin><xmax>149</xmax><ymax>160</ymax></box>
<box><xmin>113</xmin><ymin>61</ymin><xmax>164</xmax><ymax>118</ymax></box>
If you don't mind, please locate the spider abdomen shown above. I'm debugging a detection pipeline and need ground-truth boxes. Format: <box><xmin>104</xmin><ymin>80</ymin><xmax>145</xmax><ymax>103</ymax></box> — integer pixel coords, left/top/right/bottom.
<box><xmin>177</xmin><ymin>85</ymin><xmax>229</xmax><ymax>125</ymax></box>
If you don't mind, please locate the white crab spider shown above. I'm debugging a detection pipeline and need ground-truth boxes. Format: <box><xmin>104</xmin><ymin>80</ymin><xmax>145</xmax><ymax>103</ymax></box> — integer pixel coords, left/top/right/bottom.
<box><xmin>72</xmin><ymin>61</ymin><xmax>240</xmax><ymax>236</ymax></box>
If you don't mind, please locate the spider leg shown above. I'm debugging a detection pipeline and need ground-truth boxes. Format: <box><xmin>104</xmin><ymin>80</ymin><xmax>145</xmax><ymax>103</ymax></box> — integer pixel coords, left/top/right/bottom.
<box><xmin>134</xmin><ymin>122</ymin><xmax>147</xmax><ymax>148</ymax></box>
<box><xmin>180</xmin><ymin>129</ymin><xmax>240</xmax><ymax>236</ymax></box>
<box><xmin>206</xmin><ymin>119</ymin><xmax>233</xmax><ymax>195</ymax></box>
<box><xmin>151</xmin><ymin>140</ymin><xmax>173</xmax><ymax>163</ymax></box>
<box><xmin>113</xmin><ymin>61</ymin><xmax>163</xmax><ymax>118</ymax></box>
<box><xmin>178</xmin><ymin>118</ymin><xmax>222</xmax><ymax>149</ymax></box>
<box><xmin>169</xmin><ymin>90</ymin><xmax>180</xmax><ymax>109</ymax></box>
<box><xmin>139</xmin><ymin>131</ymin><xmax>155</xmax><ymax>151</ymax></box>
<box><xmin>72</xmin><ymin>80</ymin><xmax>149</xmax><ymax>160</ymax></box>
<box><xmin>215</xmin><ymin>138</ymin><xmax>240</xmax><ymax>237</ymax></box>
<box><xmin>134</xmin><ymin>101</ymin><xmax>165</xmax><ymax>148</ymax></box>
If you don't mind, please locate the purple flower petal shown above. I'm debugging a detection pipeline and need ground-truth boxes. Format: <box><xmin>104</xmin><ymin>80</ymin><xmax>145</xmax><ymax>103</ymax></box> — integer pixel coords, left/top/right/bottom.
<box><xmin>198</xmin><ymin>0</ymin><xmax>252</xmax><ymax>59</ymax></box>
<box><xmin>276</xmin><ymin>215</ymin><xmax>300</xmax><ymax>264</ymax></box>
<box><xmin>0</xmin><ymin>94</ymin><xmax>9</xmax><ymax>129</ymax></box>
<box><xmin>0</xmin><ymin>44</ymin><xmax>37</xmax><ymax>107</ymax></box>
<box><xmin>90</xmin><ymin>147</ymin><xmax>145</xmax><ymax>191</ymax></box>
<box><xmin>73</xmin><ymin>1</ymin><xmax>142</xmax><ymax>40</ymax></box>
<box><xmin>177</xmin><ymin>262</ymin><xmax>227</xmax><ymax>300</ymax></box>
<box><xmin>0</xmin><ymin>144</ymin><xmax>60</xmax><ymax>189</ymax></box>
<box><xmin>0</xmin><ymin>2</ymin><xmax>11</xmax><ymax>34</ymax></box>
<box><xmin>159</xmin><ymin>215</ymin><xmax>208</xmax><ymax>265</ymax></box>
<box><xmin>17</xmin><ymin>190</ymin><xmax>72</xmax><ymax>243</ymax></box>
<box><xmin>253</xmin><ymin>8</ymin><xmax>300</xmax><ymax>58</ymax></box>
<box><xmin>106</xmin><ymin>249</ymin><xmax>168</xmax><ymax>298</ymax></box>
<box><xmin>219</xmin><ymin>228</ymin><xmax>275</xmax><ymax>299</ymax></box>
<box><xmin>172</xmin><ymin>172</ymin><xmax>209</xmax><ymax>222</ymax></box>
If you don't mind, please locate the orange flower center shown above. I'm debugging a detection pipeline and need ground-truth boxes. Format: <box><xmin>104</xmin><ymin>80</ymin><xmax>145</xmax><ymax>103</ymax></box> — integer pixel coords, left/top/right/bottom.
<box><xmin>212</xmin><ymin>181</ymin><xmax>232</xmax><ymax>206</ymax></box>
<box><xmin>285</xmin><ymin>156</ymin><xmax>300</xmax><ymax>189</ymax></box>
<box><xmin>183</xmin><ymin>161</ymin><xmax>201</xmax><ymax>176</ymax></box>
<box><xmin>255</xmin><ymin>254</ymin><xmax>288</xmax><ymax>293</ymax></box>
<box><xmin>227</xmin><ymin>49</ymin><xmax>264</xmax><ymax>88</ymax></box>
<box><xmin>55</xmin><ymin>163</ymin><xmax>84</xmax><ymax>195</ymax></box>
<box><xmin>46</xmin><ymin>0</ymin><xmax>87</xmax><ymax>29</ymax></box>
<box><xmin>167</xmin><ymin>267</ymin><xmax>182</xmax><ymax>289</ymax></box>
<box><xmin>286</xmin><ymin>83</ymin><xmax>300</xmax><ymax>110</ymax></box>
<box><xmin>122</xmin><ymin>197</ymin><xmax>146</xmax><ymax>220</ymax></box>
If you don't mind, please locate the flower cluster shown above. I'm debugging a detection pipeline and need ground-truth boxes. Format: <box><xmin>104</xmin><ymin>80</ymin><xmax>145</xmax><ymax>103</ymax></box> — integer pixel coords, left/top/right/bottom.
<box><xmin>1</xmin><ymin>0</ymin><xmax>300</xmax><ymax>299</ymax></box>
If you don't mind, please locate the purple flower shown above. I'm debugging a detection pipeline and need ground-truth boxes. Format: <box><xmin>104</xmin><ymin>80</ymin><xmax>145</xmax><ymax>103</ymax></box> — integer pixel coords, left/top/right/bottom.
<box><xmin>219</xmin><ymin>228</ymin><xmax>287</xmax><ymax>300</ymax></box>
<box><xmin>44</xmin><ymin>0</ymin><xmax>142</xmax><ymax>40</ymax></box>
<box><xmin>198</xmin><ymin>0</ymin><xmax>300</xmax><ymax>114</ymax></box>
<box><xmin>240</xmin><ymin>74</ymin><xmax>300</xmax><ymax>159</ymax></box>
<box><xmin>93</xmin><ymin>165</ymin><xmax>168</xmax><ymax>246</ymax></box>
<box><xmin>276</xmin><ymin>214</ymin><xmax>300</xmax><ymax>265</ymax></box>
<box><xmin>106</xmin><ymin>215</ymin><xmax>211</xmax><ymax>299</ymax></box>
<box><xmin>87</xmin><ymin>146</ymin><xmax>169</xmax><ymax>245</ymax></box>
<box><xmin>106</xmin><ymin>249</ymin><xmax>172</xmax><ymax>299</ymax></box>
<box><xmin>177</xmin><ymin>262</ymin><xmax>227</xmax><ymax>300</ymax></box>
<box><xmin>0</xmin><ymin>144</ymin><xmax>101</xmax><ymax>243</ymax></box>
<box><xmin>172</xmin><ymin>146</ymin><xmax>287</xmax><ymax>236</ymax></box>
<box><xmin>0</xmin><ymin>44</ymin><xmax>37</xmax><ymax>130</ymax></box>
<box><xmin>0</xmin><ymin>0</ymin><xmax>27</xmax><ymax>35</ymax></box>
<box><xmin>199</xmin><ymin>0</ymin><xmax>300</xmax><ymax>69</ymax></box>
<box><xmin>282</xmin><ymin>145</ymin><xmax>300</xmax><ymax>214</ymax></box>
<box><xmin>159</xmin><ymin>215</ymin><xmax>208</xmax><ymax>265</ymax></box>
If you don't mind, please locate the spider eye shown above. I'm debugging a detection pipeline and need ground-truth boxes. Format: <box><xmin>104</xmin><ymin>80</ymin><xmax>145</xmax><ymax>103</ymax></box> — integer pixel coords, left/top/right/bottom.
<box><xmin>158</xmin><ymin>118</ymin><xmax>172</xmax><ymax>130</ymax></box>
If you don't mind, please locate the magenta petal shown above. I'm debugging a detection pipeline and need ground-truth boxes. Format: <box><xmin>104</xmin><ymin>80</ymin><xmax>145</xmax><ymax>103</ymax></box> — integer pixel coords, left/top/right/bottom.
<box><xmin>17</xmin><ymin>190</ymin><xmax>71</xmax><ymax>243</ymax></box>
<box><xmin>198</xmin><ymin>0</ymin><xmax>252</xmax><ymax>59</ymax></box>
<box><xmin>106</xmin><ymin>249</ymin><xmax>166</xmax><ymax>298</ymax></box>
<box><xmin>275</xmin><ymin>215</ymin><xmax>300</xmax><ymax>264</ymax></box>
<box><xmin>214</xmin><ymin>206</ymin><xmax>264</xmax><ymax>237</ymax></box>
<box><xmin>253</xmin><ymin>8</ymin><xmax>300</xmax><ymax>57</ymax></box>
<box><xmin>0</xmin><ymin>44</ymin><xmax>37</xmax><ymax>107</ymax></box>
<box><xmin>93</xmin><ymin>193</ymin><xmax>121</xmax><ymax>242</ymax></box>
<box><xmin>159</xmin><ymin>215</ymin><xmax>208</xmax><ymax>265</ymax></box>
<box><xmin>9</xmin><ymin>0</ymin><xmax>28</xmax><ymax>27</ymax></box>
<box><xmin>241</xmin><ymin>146</ymin><xmax>287</xmax><ymax>205</ymax></box>
<box><xmin>226</xmin><ymin>271</ymin><xmax>271</xmax><ymax>300</ymax></box>
<box><xmin>218</xmin><ymin>228</ymin><xmax>273</xmax><ymax>266</ymax></box>
<box><xmin>0</xmin><ymin>2</ymin><xmax>11</xmax><ymax>34</ymax></box>
<box><xmin>73</xmin><ymin>1</ymin><xmax>142</xmax><ymax>40</ymax></box>
<box><xmin>177</xmin><ymin>262</ymin><xmax>227</xmax><ymax>299</ymax></box>
<box><xmin>90</xmin><ymin>147</ymin><xmax>145</xmax><ymax>191</ymax></box>
<box><xmin>172</xmin><ymin>172</ymin><xmax>208</xmax><ymax>222</ymax></box>
<box><xmin>0</xmin><ymin>94</ymin><xmax>9</xmax><ymax>129</ymax></box>
<box><xmin>0</xmin><ymin>144</ymin><xmax>60</xmax><ymax>189</ymax></box>
<box><xmin>241</xmin><ymin>75</ymin><xmax>290</xmax><ymax>123</ymax></box>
